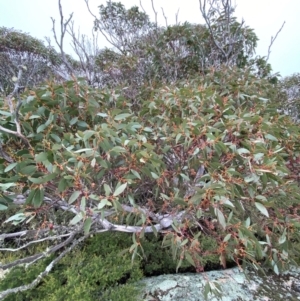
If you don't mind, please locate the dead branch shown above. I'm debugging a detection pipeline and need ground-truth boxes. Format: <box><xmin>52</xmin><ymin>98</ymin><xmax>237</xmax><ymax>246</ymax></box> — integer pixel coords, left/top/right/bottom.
<box><xmin>150</xmin><ymin>0</ymin><xmax>158</xmax><ymax>28</ymax></box>
<box><xmin>0</xmin><ymin>233</ymin><xmax>72</xmax><ymax>252</ymax></box>
<box><xmin>266</xmin><ymin>21</ymin><xmax>285</xmax><ymax>62</ymax></box>
<box><xmin>0</xmin><ymin>236</ymin><xmax>85</xmax><ymax>301</ymax></box>
<box><xmin>0</xmin><ymin>229</ymin><xmax>79</xmax><ymax>270</ymax></box>
<box><xmin>199</xmin><ymin>0</ymin><xmax>242</xmax><ymax>66</ymax></box>
<box><xmin>51</xmin><ymin>0</ymin><xmax>74</xmax><ymax>74</ymax></box>
<box><xmin>84</xmin><ymin>0</ymin><xmax>125</xmax><ymax>54</ymax></box>
<box><xmin>161</xmin><ymin>7</ymin><xmax>168</xmax><ymax>27</ymax></box>
<box><xmin>175</xmin><ymin>8</ymin><xmax>180</xmax><ymax>25</ymax></box>
<box><xmin>0</xmin><ymin>65</ymin><xmax>32</xmax><ymax>150</ymax></box>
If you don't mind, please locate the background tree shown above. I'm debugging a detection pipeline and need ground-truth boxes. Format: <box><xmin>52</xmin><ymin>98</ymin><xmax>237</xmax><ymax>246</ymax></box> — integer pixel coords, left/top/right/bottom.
<box><xmin>0</xmin><ymin>27</ymin><xmax>60</xmax><ymax>95</ymax></box>
<box><xmin>276</xmin><ymin>73</ymin><xmax>300</xmax><ymax>122</ymax></box>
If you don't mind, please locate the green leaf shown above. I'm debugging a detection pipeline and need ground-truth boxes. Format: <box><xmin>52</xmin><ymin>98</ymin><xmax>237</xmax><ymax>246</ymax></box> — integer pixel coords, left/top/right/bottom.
<box><xmin>33</xmin><ymin>189</ymin><xmax>44</xmax><ymax>208</ymax></box>
<box><xmin>70</xmin><ymin>117</ymin><xmax>78</xmax><ymax>125</ymax></box>
<box><xmin>28</xmin><ymin>173</ymin><xmax>57</xmax><ymax>184</ymax></box>
<box><xmin>0</xmin><ymin>204</ymin><xmax>8</xmax><ymax>210</ymax></box>
<box><xmin>4</xmin><ymin>213</ymin><xmax>27</xmax><ymax>224</ymax></box>
<box><xmin>97</xmin><ymin>112</ymin><xmax>108</xmax><ymax>118</ymax></box>
<box><xmin>265</xmin><ymin>134</ymin><xmax>278</xmax><ymax>141</ymax></box>
<box><xmin>104</xmin><ymin>184</ymin><xmax>112</xmax><ymax>196</ymax></box>
<box><xmin>35</xmin><ymin>152</ymin><xmax>48</xmax><ymax>163</ymax></box>
<box><xmin>237</xmin><ymin>148</ymin><xmax>250</xmax><ymax>155</ymax></box>
<box><xmin>70</xmin><ymin>212</ymin><xmax>84</xmax><ymax>225</ymax></box>
<box><xmin>98</xmin><ymin>199</ymin><xmax>109</xmax><ymax>209</ymax></box>
<box><xmin>113</xmin><ymin>183</ymin><xmax>127</xmax><ymax>197</ymax></box>
<box><xmin>110</xmin><ymin>146</ymin><xmax>127</xmax><ymax>153</ymax></box>
<box><xmin>4</xmin><ymin>162</ymin><xmax>18</xmax><ymax>172</ymax></box>
<box><xmin>58</xmin><ymin>178</ymin><xmax>69</xmax><ymax>192</ymax></box>
<box><xmin>21</xmin><ymin>165</ymin><xmax>37</xmax><ymax>175</ymax></box>
<box><xmin>36</xmin><ymin>124</ymin><xmax>46</xmax><ymax>133</ymax></box>
<box><xmin>143</xmin><ymin>127</ymin><xmax>153</xmax><ymax>132</ymax></box>
<box><xmin>215</xmin><ymin>208</ymin><xmax>226</xmax><ymax>229</ymax></box>
<box><xmin>113</xmin><ymin>198</ymin><xmax>123</xmax><ymax>211</ymax></box>
<box><xmin>255</xmin><ymin>202</ymin><xmax>269</xmax><ymax>217</ymax></box>
<box><xmin>83</xmin><ymin>130</ymin><xmax>95</xmax><ymax>140</ymax></box>
<box><xmin>68</xmin><ymin>191</ymin><xmax>81</xmax><ymax>204</ymax></box>
<box><xmin>255</xmin><ymin>195</ymin><xmax>267</xmax><ymax>202</ymax></box>
<box><xmin>175</xmin><ymin>133</ymin><xmax>182</xmax><ymax>144</ymax></box>
<box><xmin>223</xmin><ymin>234</ymin><xmax>231</xmax><ymax>242</ymax></box>
<box><xmin>0</xmin><ymin>183</ymin><xmax>16</xmax><ymax>191</ymax></box>
<box><xmin>77</xmin><ymin>121</ymin><xmax>89</xmax><ymax>128</ymax></box>
<box><xmin>185</xmin><ymin>252</ymin><xmax>196</xmax><ymax>266</ymax></box>
<box><xmin>278</xmin><ymin>234</ymin><xmax>286</xmax><ymax>244</ymax></box>
<box><xmin>84</xmin><ymin>217</ymin><xmax>92</xmax><ymax>235</ymax></box>
<box><xmin>74</xmin><ymin>148</ymin><xmax>93</xmax><ymax>153</ymax></box>
<box><xmin>114</xmin><ymin>113</ymin><xmax>132</xmax><ymax>121</ymax></box>
<box><xmin>131</xmin><ymin>169</ymin><xmax>141</xmax><ymax>179</ymax></box>
<box><xmin>151</xmin><ymin>172</ymin><xmax>159</xmax><ymax>179</ymax></box>
<box><xmin>50</xmin><ymin>134</ymin><xmax>61</xmax><ymax>142</ymax></box>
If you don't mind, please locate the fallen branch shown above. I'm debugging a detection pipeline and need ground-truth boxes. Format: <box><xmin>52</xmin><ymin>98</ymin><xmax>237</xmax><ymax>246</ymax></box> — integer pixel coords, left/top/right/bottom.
<box><xmin>0</xmin><ymin>236</ymin><xmax>85</xmax><ymax>300</ymax></box>
<box><xmin>0</xmin><ymin>233</ymin><xmax>72</xmax><ymax>252</ymax></box>
<box><xmin>0</xmin><ymin>229</ymin><xmax>79</xmax><ymax>270</ymax></box>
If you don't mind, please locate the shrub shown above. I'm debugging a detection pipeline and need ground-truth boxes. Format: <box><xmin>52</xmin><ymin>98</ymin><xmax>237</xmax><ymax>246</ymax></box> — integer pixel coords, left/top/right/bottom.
<box><xmin>0</xmin><ymin>66</ymin><xmax>300</xmax><ymax>298</ymax></box>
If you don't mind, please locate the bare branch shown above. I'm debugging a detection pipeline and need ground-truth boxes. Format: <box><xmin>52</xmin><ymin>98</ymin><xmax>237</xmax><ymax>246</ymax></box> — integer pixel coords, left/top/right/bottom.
<box><xmin>266</xmin><ymin>21</ymin><xmax>285</xmax><ymax>62</ymax></box>
<box><xmin>84</xmin><ymin>0</ymin><xmax>124</xmax><ymax>53</ymax></box>
<box><xmin>175</xmin><ymin>8</ymin><xmax>180</xmax><ymax>25</ymax></box>
<box><xmin>0</xmin><ymin>229</ymin><xmax>79</xmax><ymax>270</ymax></box>
<box><xmin>1</xmin><ymin>65</ymin><xmax>32</xmax><ymax>149</ymax></box>
<box><xmin>150</xmin><ymin>0</ymin><xmax>158</xmax><ymax>28</ymax></box>
<box><xmin>0</xmin><ymin>233</ymin><xmax>72</xmax><ymax>252</ymax></box>
<box><xmin>161</xmin><ymin>7</ymin><xmax>168</xmax><ymax>27</ymax></box>
<box><xmin>139</xmin><ymin>0</ymin><xmax>147</xmax><ymax>15</ymax></box>
<box><xmin>51</xmin><ymin>0</ymin><xmax>74</xmax><ymax>74</ymax></box>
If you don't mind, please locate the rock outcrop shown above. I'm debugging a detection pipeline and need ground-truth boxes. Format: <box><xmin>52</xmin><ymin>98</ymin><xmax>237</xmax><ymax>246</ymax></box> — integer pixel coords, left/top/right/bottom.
<box><xmin>137</xmin><ymin>266</ymin><xmax>300</xmax><ymax>301</ymax></box>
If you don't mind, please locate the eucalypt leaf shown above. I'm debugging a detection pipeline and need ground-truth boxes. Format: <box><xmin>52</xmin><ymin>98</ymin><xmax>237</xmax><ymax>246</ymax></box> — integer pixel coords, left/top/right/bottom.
<box><xmin>113</xmin><ymin>182</ymin><xmax>127</xmax><ymax>197</ymax></box>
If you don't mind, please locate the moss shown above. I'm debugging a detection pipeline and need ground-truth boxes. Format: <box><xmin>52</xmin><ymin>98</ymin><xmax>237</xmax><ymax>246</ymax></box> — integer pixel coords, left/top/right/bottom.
<box><xmin>0</xmin><ymin>232</ymin><xmax>144</xmax><ymax>301</ymax></box>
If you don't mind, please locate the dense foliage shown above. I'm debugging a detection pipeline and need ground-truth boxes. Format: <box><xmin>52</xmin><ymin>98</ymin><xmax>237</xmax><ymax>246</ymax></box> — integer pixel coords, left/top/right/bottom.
<box><xmin>1</xmin><ymin>66</ymin><xmax>300</xmax><ymax>267</ymax></box>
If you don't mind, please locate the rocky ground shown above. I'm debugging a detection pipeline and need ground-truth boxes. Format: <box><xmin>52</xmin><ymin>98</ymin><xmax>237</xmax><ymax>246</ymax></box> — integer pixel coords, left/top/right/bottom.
<box><xmin>137</xmin><ymin>266</ymin><xmax>300</xmax><ymax>301</ymax></box>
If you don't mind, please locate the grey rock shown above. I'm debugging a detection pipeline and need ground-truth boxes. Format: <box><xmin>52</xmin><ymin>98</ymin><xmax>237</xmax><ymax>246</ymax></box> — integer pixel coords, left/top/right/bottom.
<box><xmin>136</xmin><ymin>266</ymin><xmax>300</xmax><ymax>301</ymax></box>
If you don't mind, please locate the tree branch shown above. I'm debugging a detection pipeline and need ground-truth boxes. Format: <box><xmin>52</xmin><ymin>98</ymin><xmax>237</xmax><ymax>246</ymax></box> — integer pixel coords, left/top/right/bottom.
<box><xmin>266</xmin><ymin>21</ymin><xmax>285</xmax><ymax>62</ymax></box>
<box><xmin>51</xmin><ymin>0</ymin><xmax>75</xmax><ymax>75</ymax></box>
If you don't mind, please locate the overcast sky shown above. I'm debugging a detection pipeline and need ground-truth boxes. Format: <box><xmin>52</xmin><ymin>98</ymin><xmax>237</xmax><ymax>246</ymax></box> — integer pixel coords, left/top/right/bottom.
<box><xmin>1</xmin><ymin>0</ymin><xmax>299</xmax><ymax>77</ymax></box>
